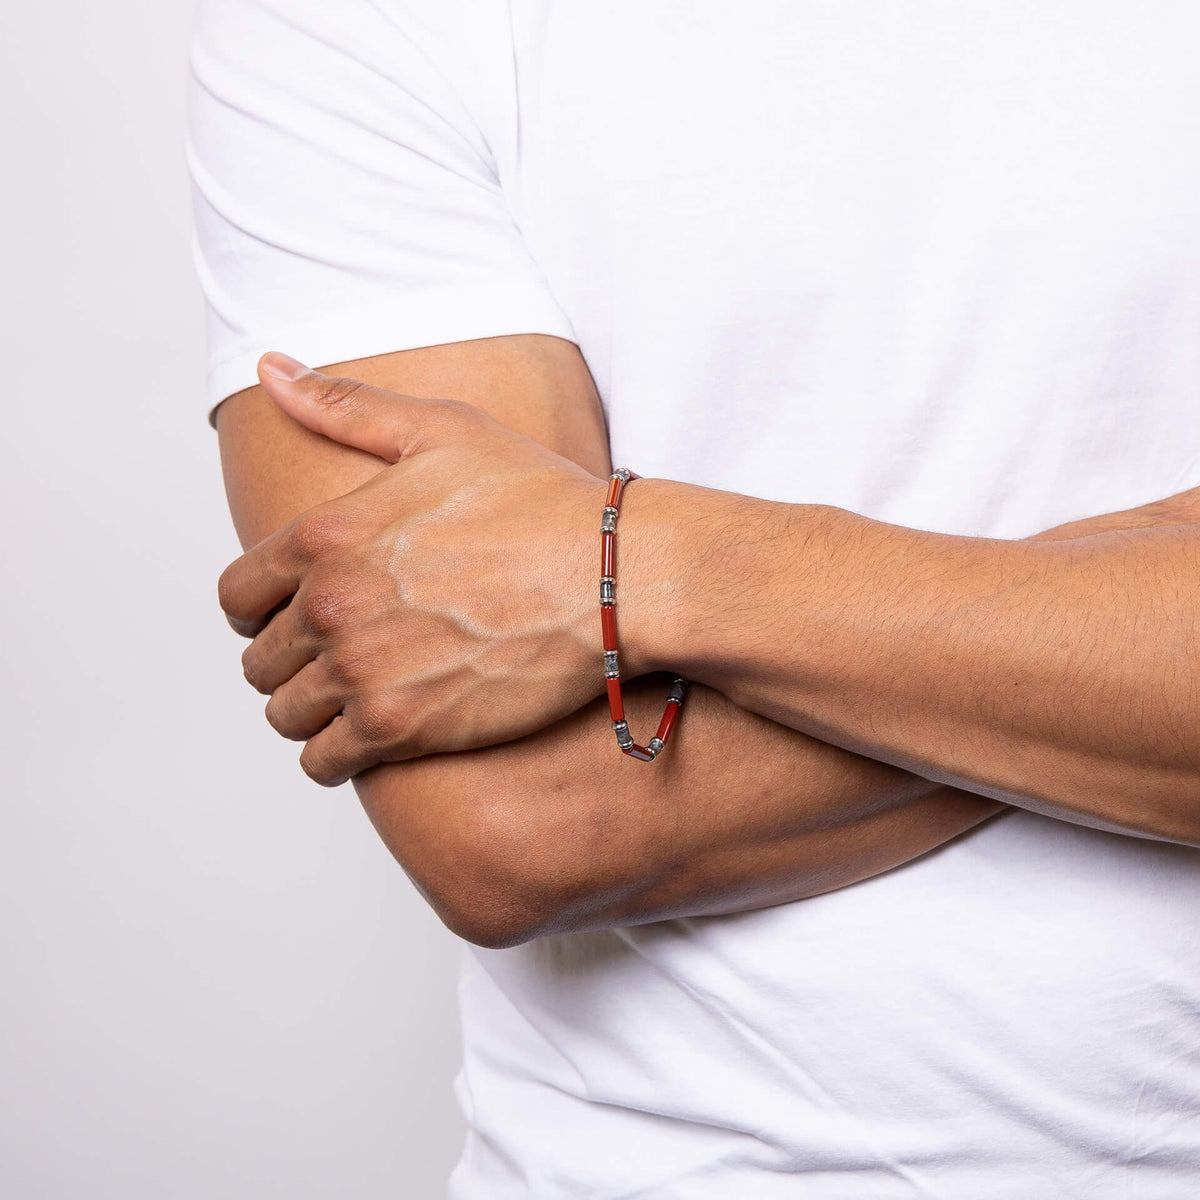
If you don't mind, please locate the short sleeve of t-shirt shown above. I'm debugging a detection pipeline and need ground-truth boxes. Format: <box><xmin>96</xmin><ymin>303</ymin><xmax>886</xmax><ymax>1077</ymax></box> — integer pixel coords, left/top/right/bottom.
<box><xmin>187</xmin><ymin>0</ymin><xmax>574</xmax><ymax>421</ymax></box>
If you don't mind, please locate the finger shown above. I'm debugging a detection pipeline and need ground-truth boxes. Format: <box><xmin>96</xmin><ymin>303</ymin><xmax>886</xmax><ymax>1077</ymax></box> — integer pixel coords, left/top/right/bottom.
<box><xmin>264</xmin><ymin>660</ymin><xmax>343</xmax><ymax>742</ymax></box>
<box><xmin>241</xmin><ymin>600</ymin><xmax>316</xmax><ymax>694</ymax></box>
<box><xmin>218</xmin><ymin>504</ymin><xmax>353</xmax><ymax>638</ymax></box>
<box><xmin>218</xmin><ymin>531</ymin><xmax>302</xmax><ymax>639</ymax></box>
<box><xmin>298</xmin><ymin>713</ymin><xmax>384</xmax><ymax>788</ymax></box>
<box><xmin>258</xmin><ymin>352</ymin><xmax>452</xmax><ymax>462</ymax></box>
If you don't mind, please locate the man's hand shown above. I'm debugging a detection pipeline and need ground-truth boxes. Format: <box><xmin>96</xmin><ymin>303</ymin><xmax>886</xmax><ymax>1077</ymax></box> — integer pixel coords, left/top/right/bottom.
<box><xmin>221</xmin><ymin>347</ymin><xmax>1200</xmax><ymax>819</ymax></box>
<box><xmin>216</xmin><ymin>336</ymin><xmax>1200</xmax><ymax>942</ymax></box>
<box><xmin>218</xmin><ymin>352</ymin><xmax>624</xmax><ymax>785</ymax></box>
<box><xmin>213</xmin><ymin>337</ymin><xmax>1013</xmax><ymax>945</ymax></box>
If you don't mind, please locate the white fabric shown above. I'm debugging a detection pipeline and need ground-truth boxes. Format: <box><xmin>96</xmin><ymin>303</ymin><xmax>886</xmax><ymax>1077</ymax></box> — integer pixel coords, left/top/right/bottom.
<box><xmin>189</xmin><ymin>2</ymin><xmax>1200</xmax><ymax>1195</ymax></box>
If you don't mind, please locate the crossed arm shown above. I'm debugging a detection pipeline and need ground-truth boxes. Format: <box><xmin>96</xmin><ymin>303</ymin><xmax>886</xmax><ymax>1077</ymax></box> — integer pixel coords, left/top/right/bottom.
<box><xmin>217</xmin><ymin>334</ymin><xmax>1200</xmax><ymax>946</ymax></box>
<box><xmin>218</xmin><ymin>335</ymin><xmax>1003</xmax><ymax>945</ymax></box>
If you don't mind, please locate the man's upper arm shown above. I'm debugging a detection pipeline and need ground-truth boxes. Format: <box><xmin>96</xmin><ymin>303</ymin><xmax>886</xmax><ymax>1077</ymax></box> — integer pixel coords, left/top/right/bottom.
<box><xmin>216</xmin><ymin>335</ymin><xmax>612</xmax><ymax>550</ymax></box>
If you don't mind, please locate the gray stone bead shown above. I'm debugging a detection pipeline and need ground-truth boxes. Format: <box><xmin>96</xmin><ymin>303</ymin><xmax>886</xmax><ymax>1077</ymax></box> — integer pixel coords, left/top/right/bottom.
<box><xmin>612</xmin><ymin>719</ymin><xmax>633</xmax><ymax>749</ymax></box>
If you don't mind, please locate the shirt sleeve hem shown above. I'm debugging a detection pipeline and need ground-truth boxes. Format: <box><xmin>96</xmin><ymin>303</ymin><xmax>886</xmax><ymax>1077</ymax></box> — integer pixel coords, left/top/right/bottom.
<box><xmin>205</xmin><ymin>282</ymin><xmax>578</xmax><ymax>427</ymax></box>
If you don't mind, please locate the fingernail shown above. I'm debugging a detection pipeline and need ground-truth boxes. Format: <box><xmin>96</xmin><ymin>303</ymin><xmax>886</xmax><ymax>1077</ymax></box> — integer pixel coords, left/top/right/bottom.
<box><xmin>260</xmin><ymin>352</ymin><xmax>310</xmax><ymax>381</ymax></box>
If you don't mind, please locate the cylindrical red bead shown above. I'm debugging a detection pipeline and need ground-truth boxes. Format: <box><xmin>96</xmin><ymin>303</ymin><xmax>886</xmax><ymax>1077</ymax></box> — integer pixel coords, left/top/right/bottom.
<box><xmin>655</xmin><ymin>699</ymin><xmax>681</xmax><ymax>745</ymax></box>
<box><xmin>605</xmin><ymin>477</ymin><xmax>622</xmax><ymax>509</ymax></box>
<box><xmin>600</xmin><ymin>604</ymin><xmax>617</xmax><ymax>650</ymax></box>
<box><xmin>626</xmin><ymin>744</ymin><xmax>655</xmax><ymax>762</ymax></box>
<box><xmin>605</xmin><ymin>677</ymin><xmax>625</xmax><ymax>722</ymax></box>
<box><xmin>601</xmin><ymin>532</ymin><xmax>614</xmax><ymax>577</ymax></box>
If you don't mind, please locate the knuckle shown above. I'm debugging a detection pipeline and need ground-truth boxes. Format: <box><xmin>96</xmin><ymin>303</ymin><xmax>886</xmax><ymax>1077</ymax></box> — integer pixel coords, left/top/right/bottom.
<box><xmin>351</xmin><ymin>694</ymin><xmax>401</xmax><ymax>750</ymax></box>
<box><xmin>435</xmin><ymin>396</ymin><xmax>474</xmax><ymax>421</ymax></box>
<box><xmin>298</xmin><ymin>577</ymin><xmax>353</xmax><ymax>635</ymax></box>
<box><xmin>290</xmin><ymin>508</ymin><xmax>351</xmax><ymax>561</ymax></box>
<box><xmin>428</xmin><ymin>397</ymin><xmax>479</xmax><ymax>433</ymax></box>
<box><xmin>312</xmin><ymin>376</ymin><xmax>368</xmax><ymax>410</ymax></box>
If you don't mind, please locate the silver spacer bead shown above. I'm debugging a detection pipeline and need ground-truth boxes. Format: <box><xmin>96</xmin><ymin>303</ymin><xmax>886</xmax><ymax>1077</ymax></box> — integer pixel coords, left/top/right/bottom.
<box><xmin>600</xmin><ymin>578</ymin><xmax>614</xmax><ymax>604</ymax></box>
<box><xmin>604</xmin><ymin>650</ymin><xmax>619</xmax><ymax>677</ymax></box>
<box><xmin>613</xmin><ymin>467</ymin><xmax>631</xmax><ymax>482</ymax></box>
<box><xmin>647</xmin><ymin>737</ymin><xmax>664</xmax><ymax>756</ymax></box>
<box><xmin>601</xmin><ymin>507</ymin><xmax>617</xmax><ymax>533</ymax></box>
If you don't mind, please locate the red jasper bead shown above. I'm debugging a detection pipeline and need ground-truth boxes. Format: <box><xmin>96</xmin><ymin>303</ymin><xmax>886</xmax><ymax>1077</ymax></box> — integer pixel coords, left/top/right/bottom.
<box><xmin>656</xmin><ymin>699</ymin><xmax>681</xmax><ymax>745</ymax></box>
<box><xmin>605</xmin><ymin>677</ymin><xmax>625</xmax><ymax>722</ymax></box>
<box><xmin>600</xmin><ymin>604</ymin><xmax>617</xmax><ymax>650</ymax></box>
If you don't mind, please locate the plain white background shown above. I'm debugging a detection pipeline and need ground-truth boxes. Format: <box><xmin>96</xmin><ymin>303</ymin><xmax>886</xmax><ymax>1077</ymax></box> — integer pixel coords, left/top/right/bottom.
<box><xmin>0</xmin><ymin>5</ymin><xmax>465</xmax><ymax>1196</ymax></box>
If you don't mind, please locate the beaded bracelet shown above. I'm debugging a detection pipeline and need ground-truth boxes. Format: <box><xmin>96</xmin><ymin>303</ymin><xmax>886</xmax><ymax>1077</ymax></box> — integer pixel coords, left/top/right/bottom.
<box><xmin>600</xmin><ymin>467</ymin><xmax>689</xmax><ymax>761</ymax></box>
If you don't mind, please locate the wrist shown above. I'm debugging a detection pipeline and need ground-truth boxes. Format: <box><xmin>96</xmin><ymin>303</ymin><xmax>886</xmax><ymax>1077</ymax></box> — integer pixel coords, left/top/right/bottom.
<box><xmin>596</xmin><ymin>475</ymin><xmax>685</xmax><ymax>680</ymax></box>
<box><xmin>615</xmin><ymin>475</ymin><xmax>830</xmax><ymax>687</ymax></box>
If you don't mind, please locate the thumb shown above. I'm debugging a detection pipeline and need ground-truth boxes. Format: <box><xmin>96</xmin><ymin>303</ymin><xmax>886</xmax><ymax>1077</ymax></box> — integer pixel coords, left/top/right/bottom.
<box><xmin>257</xmin><ymin>352</ymin><xmax>435</xmax><ymax>462</ymax></box>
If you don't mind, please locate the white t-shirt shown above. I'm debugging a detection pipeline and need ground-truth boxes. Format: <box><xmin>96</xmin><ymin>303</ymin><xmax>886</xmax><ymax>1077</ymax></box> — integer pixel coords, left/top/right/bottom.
<box><xmin>189</xmin><ymin>2</ymin><xmax>1200</xmax><ymax>1194</ymax></box>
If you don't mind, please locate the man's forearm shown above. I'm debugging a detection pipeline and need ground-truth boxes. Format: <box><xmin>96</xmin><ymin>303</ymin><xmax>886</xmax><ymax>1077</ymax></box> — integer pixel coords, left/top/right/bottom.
<box><xmin>219</xmin><ymin>340</ymin><xmax>1200</xmax><ymax>951</ymax></box>
<box><xmin>373</xmin><ymin>480</ymin><xmax>1195</xmax><ymax>945</ymax></box>
<box><xmin>216</xmin><ymin>340</ymin><xmax>992</xmax><ymax>946</ymax></box>
<box><xmin>626</xmin><ymin>480</ymin><xmax>1200</xmax><ymax>845</ymax></box>
<box><xmin>355</xmin><ymin>676</ymin><xmax>1003</xmax><ymax>946</ymax></box>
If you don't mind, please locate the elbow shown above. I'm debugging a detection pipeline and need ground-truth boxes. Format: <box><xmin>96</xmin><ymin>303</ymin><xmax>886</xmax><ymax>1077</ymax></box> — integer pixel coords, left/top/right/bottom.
<box><xmin>358</xmin><ymin>760</ymin><xmax>626</xmax><ymax>948</ymax></box>
<box><xmin>432</xmin><ymin>870</ymin><xmax>549</xmax><ymax>951</ymax></box>
<box><xmin>408</xmin><ymin>791</ymin><xmax>586</xmax><ymax>950</ymax></box>
<box><xmin>438</xmin><ymin>905</ymin><xmax>542</xmax><ymax>953</ymax></box>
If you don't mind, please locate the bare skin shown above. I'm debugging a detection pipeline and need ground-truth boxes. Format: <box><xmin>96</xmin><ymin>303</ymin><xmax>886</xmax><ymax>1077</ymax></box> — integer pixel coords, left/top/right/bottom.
<box><xmin>223</xmin><ymin>349</ymin><xmax>1200</xmax><ymax>841</ymax></box>
<box><xmin>639</xmin><ymin>483</ymin><xmax>1200</xmax><ymax>845</ymax></box>
<box><xmin>217</xmin><ymin>336</ymin><xmax>1001</xmax><ymax>946</ymax></box>
<box><xmin>218</xmin><ymin>336</ymin><xmax>1198</xmax><ymax>945</ymax></box>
